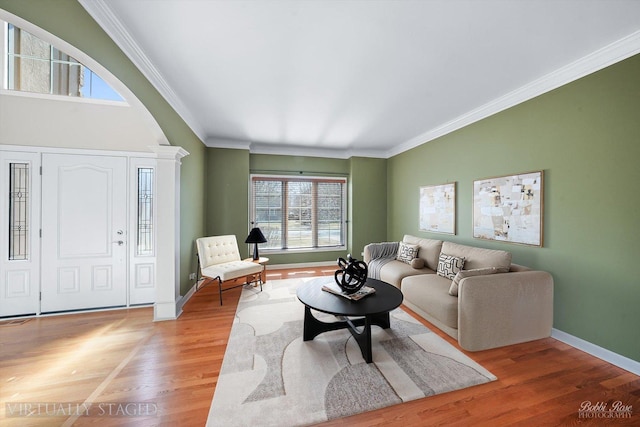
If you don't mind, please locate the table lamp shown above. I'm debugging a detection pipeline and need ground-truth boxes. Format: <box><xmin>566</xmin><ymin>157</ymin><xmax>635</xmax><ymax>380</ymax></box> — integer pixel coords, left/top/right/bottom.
<box><xmin>245</xmin><ymin>227</ymin><xmax>267</xmax><ymax>260</ymax></box>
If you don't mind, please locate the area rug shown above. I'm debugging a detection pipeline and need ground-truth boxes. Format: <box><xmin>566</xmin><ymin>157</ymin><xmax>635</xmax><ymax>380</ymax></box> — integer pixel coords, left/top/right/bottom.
<box><xmin>206</xmin><ymin>277</ymin><xmax>496</xmax><ymax>427</ymax></box>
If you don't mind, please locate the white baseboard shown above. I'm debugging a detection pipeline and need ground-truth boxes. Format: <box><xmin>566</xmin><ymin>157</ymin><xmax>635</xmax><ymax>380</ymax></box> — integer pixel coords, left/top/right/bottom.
<box><xmin>175</xmin><ymin>282</ymin><xmax>199</xmax><ymax>314</ymax></box>
<box><xmin>153</xmin><ymin>300</ymin><xmax>182</xmax><ymax>321</ymax></box>
<box><xmin>552</xmin><ymin>328</ymin><xmax>640</xmax><ymax>376</ymax></box>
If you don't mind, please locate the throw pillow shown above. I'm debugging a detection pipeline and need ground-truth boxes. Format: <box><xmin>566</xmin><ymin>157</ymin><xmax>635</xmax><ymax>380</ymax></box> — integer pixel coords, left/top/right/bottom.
<box><xmin>396</xmin><ymin>242</ymin><xmax>419</xmax><ymax>264</ymax></box>
<box><xmin>448</xmin><ymin>267</ymin><xmax>499</xmax><ymax>296</ymax></box>
<box><xmin>410</xmin><ymin>258</ymin><xmax>425</xmax><ymax>269</ymax></box>
<box><xmin>436</xmin><ymin>253</ymin><xmax>465</xmax><ymax>280</ymax></box>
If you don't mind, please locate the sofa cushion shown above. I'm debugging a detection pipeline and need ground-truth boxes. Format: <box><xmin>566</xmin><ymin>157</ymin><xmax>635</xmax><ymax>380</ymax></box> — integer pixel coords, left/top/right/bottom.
<box><xmin>379</xmin><ymin>260</ymin><xmax>434</xmax><ymax>288</ymax></box>
<box><xmin>437</xmin><ymin>253</ymin><xmax>465</xmax><ymax>279</ymax></box>
<box><xmin>396</xmin><ymin>242</ymin><xmax>419</xmax><ymax>264</ymax></box>
<box><xmin>402</xmin><ymin>274</ymin><xmax>458</xmax><ymax>329</ymax></box>
<box><xmin>403</xmin><ymin>235</ymin><xmax>443</xmax><ymax>270</ymax></box>
<box><xmin>449</xmin><ymin>267</ymin><xmax>501</xmax><ymax>296</ymax></box>
<box><xmin>202</xmin><ymin>260</ymin><xmax>263</xmax><ymax>282</ymax></box>
<box><xmin>441</xmin><ymin>241</ymin><xmax>512</xmax><ymax>271</ymax></box>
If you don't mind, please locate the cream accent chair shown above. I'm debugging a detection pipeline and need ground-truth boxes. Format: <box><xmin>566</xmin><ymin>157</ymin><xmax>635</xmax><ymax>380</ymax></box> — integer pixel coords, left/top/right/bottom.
<box><xmin>196</xmin><ymin>235</ymin><xmax>264</xmax><ymax>305</ymax></box>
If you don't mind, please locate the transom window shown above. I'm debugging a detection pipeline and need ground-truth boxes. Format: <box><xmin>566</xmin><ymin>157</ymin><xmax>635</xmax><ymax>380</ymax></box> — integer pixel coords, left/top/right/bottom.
<box><xmin>250</xmin><ymin>175</ymin><xmax>347</xmax><ymax>252</ymax></box>
<box><xmin>5</xmin><ymin>23</ymin><xmax>123</xmax><ymax>101</ymax></box>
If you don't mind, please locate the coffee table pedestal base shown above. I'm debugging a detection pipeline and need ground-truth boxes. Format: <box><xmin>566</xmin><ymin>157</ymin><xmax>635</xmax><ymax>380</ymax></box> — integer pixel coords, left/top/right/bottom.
<box><xmin>303</xmin><ymin>306</ymin><xmax>390</xmax><ymax>363</ymax></box>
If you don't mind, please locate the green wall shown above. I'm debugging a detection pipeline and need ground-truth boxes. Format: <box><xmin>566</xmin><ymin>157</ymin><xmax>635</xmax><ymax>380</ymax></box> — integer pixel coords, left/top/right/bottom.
<box><xmin>206</xmin><ymin>148</ymin><xmax>251</xmax><ymax>257</ymax></box>
<box><xmin>388</xmin><ymin>54</ymin><xmax>640</xmax><ymax>362</ymax></box>
<box><xmin>205</xmin><ymin>151</ymin><xmax>387</xmax><ymax>265</ymax></box>
<box><xmin>0</xmin><ymin>0</ymin><xmax>207</xmax><ymax>296</ymax></box>
<box><xmin>250</xmin><ymin>153</ymin><xmax>349</xmax><ymax>264</ymax></box>
<box><xmin>350</xmin><ymin>157</ymin><xmax>388</xmax><ymax>257</ymax></box>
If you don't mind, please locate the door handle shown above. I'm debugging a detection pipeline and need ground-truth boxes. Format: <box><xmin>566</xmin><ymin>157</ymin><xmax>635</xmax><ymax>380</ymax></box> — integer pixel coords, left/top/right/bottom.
<box><xmin>113</xmin><ymin>240</ymin><xmax>124</xmax><ymax>246</ymax></box>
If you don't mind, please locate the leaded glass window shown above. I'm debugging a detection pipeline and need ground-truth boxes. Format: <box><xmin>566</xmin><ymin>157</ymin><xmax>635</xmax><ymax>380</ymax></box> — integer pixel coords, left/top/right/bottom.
<box><xmin>137</xmin><ymin>168</ymin><xmax>154</xmax><ymax>256</ymax></box>
<box><xmin>9</xmin><ymin>163</ymin><xmax>29</xmax><ymax>260</ymax></box>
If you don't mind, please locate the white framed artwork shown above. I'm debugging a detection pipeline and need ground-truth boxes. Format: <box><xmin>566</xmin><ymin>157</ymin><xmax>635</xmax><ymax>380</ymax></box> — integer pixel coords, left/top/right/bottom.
<box><xmin>419</xmin><ymin>182</ymin><xmax>456</xmax><ymax>235</ymax></box>
<box><xmin>473</xmin><ymin>171</ymin><xmax>543</xmax><ymax>246</ymax></box>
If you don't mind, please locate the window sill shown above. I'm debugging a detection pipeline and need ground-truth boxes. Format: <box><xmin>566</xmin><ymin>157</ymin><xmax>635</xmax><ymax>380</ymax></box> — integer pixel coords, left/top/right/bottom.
<box><xmin>0</xmin><ymin>89</ymin><xmax>128</xmax><ymax>106</ymax></box>
<box><xmin>259</xmin><ymin>246</ymin><xmax>346</xmax><ymax>256</ymax></box>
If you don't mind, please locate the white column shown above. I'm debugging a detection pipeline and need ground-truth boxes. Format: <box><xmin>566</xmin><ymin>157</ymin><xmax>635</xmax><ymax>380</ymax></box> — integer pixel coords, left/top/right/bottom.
<box><xmin>150</xmin><ymin>145</ymin><xmax>189</xmax><ymax>321</ymax></box>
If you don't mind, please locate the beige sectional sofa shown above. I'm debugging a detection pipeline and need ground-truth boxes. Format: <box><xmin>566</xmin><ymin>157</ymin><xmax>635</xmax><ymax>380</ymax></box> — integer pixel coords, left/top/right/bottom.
<box><xmin>363</xmin><ymin>234</ymin><xmax>553</xmax><ymax>351</ymax></box>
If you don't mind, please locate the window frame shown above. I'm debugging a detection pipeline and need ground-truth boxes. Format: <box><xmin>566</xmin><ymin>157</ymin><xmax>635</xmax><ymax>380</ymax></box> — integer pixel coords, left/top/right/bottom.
<box><xmin>2</xmin><ymin>20</ymin><xmax>124</xmax><ymax>103</ymax></box>
<box><xmin>136</xmin><ymin>166</ymin><xmax>155</xmax><ymax>257</ymax></box>
<box><xmin>249</xmin><ymin>174</ymin><xmax>348</xmax><ymax>254</ymax></box>
<box><xmin>8</xmin><ymin>161</ymin><xmax>30</xmax><ymax>261</ymax></box>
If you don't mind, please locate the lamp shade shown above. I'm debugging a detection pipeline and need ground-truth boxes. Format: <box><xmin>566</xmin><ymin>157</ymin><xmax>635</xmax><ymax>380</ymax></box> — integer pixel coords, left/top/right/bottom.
<box><xmin>245</xmin><ymin>227</ymin><xmax>267</xmax><ymax>244</ymax></box>
<box><xmin>245</xmin><ymin>227</ymin><xmax>267</xmax><ymax>260</ymax></box>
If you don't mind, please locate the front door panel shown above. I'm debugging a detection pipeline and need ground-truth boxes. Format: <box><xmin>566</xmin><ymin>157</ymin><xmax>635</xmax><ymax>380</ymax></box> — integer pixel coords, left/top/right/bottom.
<box><xmin>41</xmin><ymin>154</ymin><xmax>127</xmax><ymax>313</ymax></box>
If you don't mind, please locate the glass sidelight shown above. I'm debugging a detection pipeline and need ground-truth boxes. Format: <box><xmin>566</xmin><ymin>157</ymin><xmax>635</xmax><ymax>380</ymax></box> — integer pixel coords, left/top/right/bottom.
<box><xmin>8</xmin><ymin>163</ymin><xmax>29</xmax><ymax>260</ymax></box>
<box><xmin>137</xmin><ymin>167</ymin><xmax>154</xmax><ymax>256</ymax></box>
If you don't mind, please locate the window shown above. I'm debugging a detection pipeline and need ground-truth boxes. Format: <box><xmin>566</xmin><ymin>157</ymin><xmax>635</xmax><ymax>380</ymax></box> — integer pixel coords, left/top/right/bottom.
<box><xmin>8</xmin><ymin>163</ymin><xmax>29</xmax><ymax>260</ymax></box>
<box><xmin>136</xmin><ymin>168</ymin><xmax>154</xmax><ymax>256</ymax></box>
<box><xmin>251</xmin><ymin>175</ymin><xmax>347</xmax><ymax>252</ymax></box>
<box><xmin>5</xmin><ymin>23</ymin><xmax>123</xmax><ymax>101</ymax></box>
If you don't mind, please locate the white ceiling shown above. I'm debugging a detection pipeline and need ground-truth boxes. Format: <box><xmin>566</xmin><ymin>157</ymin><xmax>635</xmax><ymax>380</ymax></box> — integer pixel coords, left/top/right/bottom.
<box><xmin>81</xmin><ymin>0</ymin><xmax>640</xmax><ymax>159</ymax></box>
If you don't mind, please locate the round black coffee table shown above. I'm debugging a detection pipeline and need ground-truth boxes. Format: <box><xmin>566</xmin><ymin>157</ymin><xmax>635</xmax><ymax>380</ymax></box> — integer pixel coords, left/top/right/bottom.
<box><xmin>296</xmin><ymin>277</ymin><xmax>403</xmax><ymax>363</ymax></box>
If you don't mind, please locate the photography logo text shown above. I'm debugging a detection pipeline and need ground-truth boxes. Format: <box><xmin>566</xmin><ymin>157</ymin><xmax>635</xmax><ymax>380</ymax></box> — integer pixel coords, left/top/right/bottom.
<box><xmin>579</xmin><ymin>401</ymin><xmax>632</xmax><ymax>419</ymax></box>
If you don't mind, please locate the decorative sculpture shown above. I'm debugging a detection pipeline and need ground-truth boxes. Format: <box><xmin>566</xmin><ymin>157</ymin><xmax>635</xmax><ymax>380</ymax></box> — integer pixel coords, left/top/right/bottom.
<box><xmin>334</xmin><ymin>254</ymin><xmax>368</xmax><ymax>294</ymax></box>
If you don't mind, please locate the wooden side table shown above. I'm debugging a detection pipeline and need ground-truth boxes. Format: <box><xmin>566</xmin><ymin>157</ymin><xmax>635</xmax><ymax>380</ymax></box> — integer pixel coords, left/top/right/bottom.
<box><xmin>244</xmin><ymin>257</ymin><xmax>269</xmax><ymax>284</ymax></box>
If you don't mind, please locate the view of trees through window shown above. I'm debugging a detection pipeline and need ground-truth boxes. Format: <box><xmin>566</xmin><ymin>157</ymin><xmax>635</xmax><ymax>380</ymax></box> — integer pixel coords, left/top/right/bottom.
<box><xmin>5</xmin><ymin>23</ymin><xmax>123</xmax><ymax>101</ymax></box>
<box><xmin>252</xmin><ymin>176</ymin><xmax>346</xmax><ymax>251</ymax></box>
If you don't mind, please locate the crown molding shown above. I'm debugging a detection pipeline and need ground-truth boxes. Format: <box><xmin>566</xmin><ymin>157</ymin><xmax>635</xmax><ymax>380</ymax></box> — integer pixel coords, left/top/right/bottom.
<box><xmin>386</xmin><ymin>30</ymin><xmax>640</xmax><ymax>158</ymax></box>
<box><xmin>79</xmin><ymin>0</ymin><xmax>206</xmax><ymax>142</ymax></box>
<box><xmin>204</xmin><ymin>137</ymin><xmax>252</xmax><ymax>151</ymax></box>
<box><xmin>149</xmin><ymin>145</ymin><xmax>190</xmax><ymax>160</ymax></box>
<box><xmin>249</xmin><ymin>143</ymin><xmax>348</xmax><ymax>159</ymax></box>
<box><xmin>249</xmin><ymin>143</ymin><xmax>387</xmax><ymax>159</ymax></box>
<box><xmin>204</xmin><ymin>137</ymin><xmax>387</xmax><ymax>159</ymax></box>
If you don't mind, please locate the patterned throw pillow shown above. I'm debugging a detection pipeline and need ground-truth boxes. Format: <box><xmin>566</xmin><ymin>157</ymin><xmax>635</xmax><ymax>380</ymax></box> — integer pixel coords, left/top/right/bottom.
<box><xmin>437</xmin><ymin>253</ymin><xmax>465</xmax><ymax>279</ymax></box>
<box><xmin>396</xmin><ymin>242</ymin><xmax>419</xmax><ymax>264</ymax></box>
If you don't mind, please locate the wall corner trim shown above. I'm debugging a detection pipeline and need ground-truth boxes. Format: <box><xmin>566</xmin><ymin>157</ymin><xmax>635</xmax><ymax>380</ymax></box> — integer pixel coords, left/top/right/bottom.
<box><xmin>551</xmin><ymin>328</ymin><xmax>640</xmax><ymax>376</ymax></box>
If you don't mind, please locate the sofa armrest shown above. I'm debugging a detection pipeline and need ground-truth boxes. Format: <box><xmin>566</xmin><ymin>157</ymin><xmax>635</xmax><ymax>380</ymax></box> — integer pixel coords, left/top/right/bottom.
<box><xmin>363</xmin><ymin>244</ymin><xmax>374</xmax><ymax>264</ymax></box>
<box><xmin>363</xmin><ymin>242</ymin><xmax>398</xmax><ymax>264</ymax></box>
<box><xmin>457</xmin><ymin>270</ymin><xmax>553</xmax><ymax>351</ymax></box>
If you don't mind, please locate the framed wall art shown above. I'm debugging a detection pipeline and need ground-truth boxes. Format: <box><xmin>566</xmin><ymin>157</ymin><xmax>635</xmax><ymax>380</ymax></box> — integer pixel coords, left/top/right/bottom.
<box><xmin>473</xmin><ymin>171</ymin><xmax>543</xmax><ymax>246</ymax></box>
<box><xmin>419</xmin><ymin>182</ymin><xmax>456</xmax><ymax>234</ymax></box>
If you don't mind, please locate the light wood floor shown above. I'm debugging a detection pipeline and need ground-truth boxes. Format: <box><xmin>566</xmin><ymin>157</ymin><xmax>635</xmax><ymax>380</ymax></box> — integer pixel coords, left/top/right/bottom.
<box><xmin>1</xmin><ymin>266</ymin><xmax>638</xmax><ymax>426</ymax></box>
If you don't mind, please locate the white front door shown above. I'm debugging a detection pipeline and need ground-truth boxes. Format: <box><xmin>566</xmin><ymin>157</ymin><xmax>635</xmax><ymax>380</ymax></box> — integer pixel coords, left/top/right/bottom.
<box><xmin>41</xmin><ymin>154</ymin><xmax>128</xmax><ymax>313</ymax></box>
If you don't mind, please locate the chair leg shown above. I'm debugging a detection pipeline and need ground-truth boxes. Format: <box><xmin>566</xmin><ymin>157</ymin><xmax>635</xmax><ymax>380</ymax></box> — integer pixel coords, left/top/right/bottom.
<box><xmin>218</xmin><ymin>277</ymin><xmax>223</xmax><ymax>305</ymax></box>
